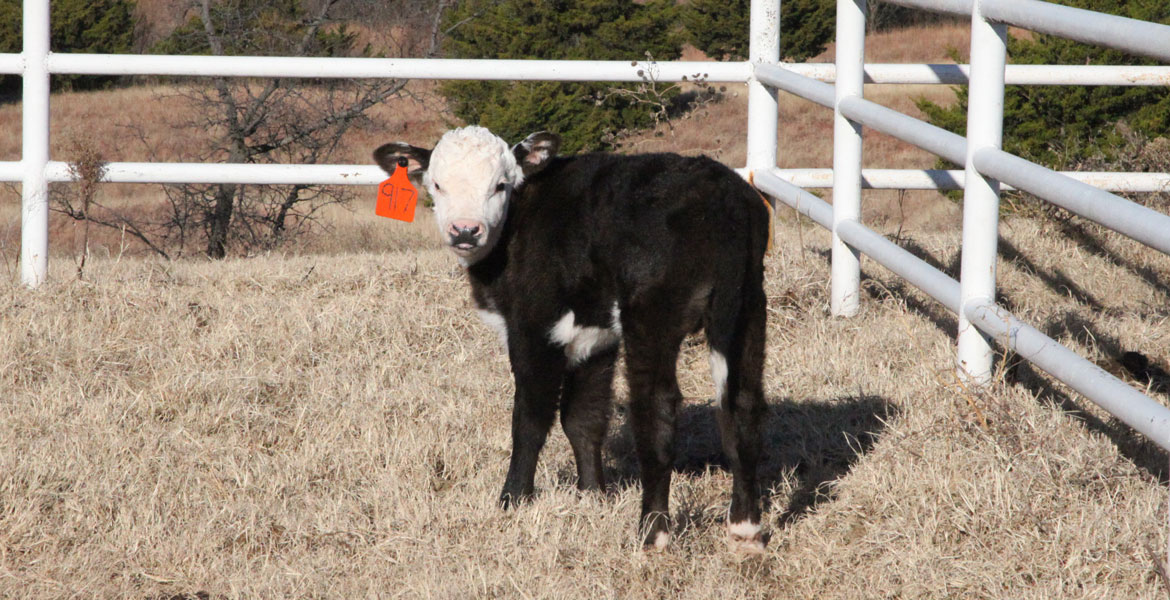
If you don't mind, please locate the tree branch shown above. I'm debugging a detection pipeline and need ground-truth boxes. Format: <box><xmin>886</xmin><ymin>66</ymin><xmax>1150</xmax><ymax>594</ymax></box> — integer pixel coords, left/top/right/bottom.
<box><xmin>250</xmin><ymin>80</ymin><xmax>410</xmax><ymax>155</ymax></box>
<box><xmin>201</xmin><ymin>0</ymin><xmax>248</xmax><ymax>159</ymax></box>
<box><xmin>55</xmin><ymin>202</ymin><xmax>172</xmax><ymax>260</ymax></box>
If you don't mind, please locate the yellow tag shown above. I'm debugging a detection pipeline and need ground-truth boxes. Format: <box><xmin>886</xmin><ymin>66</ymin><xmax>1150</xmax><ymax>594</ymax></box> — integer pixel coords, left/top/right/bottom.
<box><xmin>375</xmin><ymin>162</ymin><xmax>418</xmax><ymax>223</ymax></box>
<box><xmin>748</xmin><ymin>172</ymin><xmax>775</xmax><ymax>254</ymax></box>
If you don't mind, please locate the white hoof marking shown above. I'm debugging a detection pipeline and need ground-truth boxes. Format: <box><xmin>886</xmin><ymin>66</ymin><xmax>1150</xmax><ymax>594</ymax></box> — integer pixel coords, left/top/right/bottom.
<box><xmin>728</xmin><ymin>520</ymin><xmax>765</xmax><ymax>554</ymax></box>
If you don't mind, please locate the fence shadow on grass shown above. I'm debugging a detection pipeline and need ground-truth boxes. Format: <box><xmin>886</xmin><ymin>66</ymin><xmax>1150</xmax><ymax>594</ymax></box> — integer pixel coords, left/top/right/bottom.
<box><xmin>815</xmin><ymin>237</ymin><xmax>1169</xmax><ymax>484</ymax></box>
<box><xmin>1008</xmin><ymin>360</ymin><xmax>1169</xmax><ymax>484</ymax></box>
<box><xmin>1005</xmin><ymin>311</ymin><xmax>1170</xmax><ymax>483</ymax></box>
<box><xmin>1057</xmin><ymin>218</ymin><xmax>1170</xmax><ymax>299</ymax></box>
<box><xmin>602</xmin><ymin>393</ymin><xmax>898</xmax><ymax>530</ymax></box>
<box><xmin>813</xmin><ymin>244</ymin><xmax>960</xmax><ymax>338</ymax></box>
<box><xmin>997</xmin><ymin>236</ymin><xmax>1106</xmax><ymax>312</ymax></box>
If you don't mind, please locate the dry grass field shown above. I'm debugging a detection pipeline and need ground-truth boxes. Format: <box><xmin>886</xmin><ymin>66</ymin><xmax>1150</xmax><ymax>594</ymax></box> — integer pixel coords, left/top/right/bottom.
<box><xmin>2</xmin><ymin>22</ymin><xmax>1170</xmax><ymax>599</ymax></box>
<box><xmin>2</xmin><ymin>208</ymin><xmax>1169</xmax><ymax>598</ymax></box>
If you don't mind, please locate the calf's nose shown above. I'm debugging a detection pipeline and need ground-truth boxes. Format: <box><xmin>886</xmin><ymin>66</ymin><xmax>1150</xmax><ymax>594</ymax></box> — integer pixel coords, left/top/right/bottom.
<box><xmin>448</xmin><ymin>219</ymin><xmax>484</xmax><ymax>248</ymax></box>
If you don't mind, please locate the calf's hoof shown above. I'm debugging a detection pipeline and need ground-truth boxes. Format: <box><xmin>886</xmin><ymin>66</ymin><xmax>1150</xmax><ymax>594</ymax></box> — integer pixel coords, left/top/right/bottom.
<box><xmin>727</xmin><ymin>521</ymin><xmax>766</xmax><ymax>554</ymax></box>
<box><xmin>498</xmin><ymin>490</ymin><xmax>532</xmax><ymax>510</ymax></box>
<box><xmin>641</xmin><ymin>530</ymin><xmax>671</xmax><ymax>552</ymax></box>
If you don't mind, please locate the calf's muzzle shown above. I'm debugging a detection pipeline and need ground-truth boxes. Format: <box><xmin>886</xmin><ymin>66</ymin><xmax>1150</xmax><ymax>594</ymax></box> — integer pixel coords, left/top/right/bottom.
<box><xmin>447</xmin><ymin>219</ymin><xmax>484</xmax><ymax>251</ymax></box>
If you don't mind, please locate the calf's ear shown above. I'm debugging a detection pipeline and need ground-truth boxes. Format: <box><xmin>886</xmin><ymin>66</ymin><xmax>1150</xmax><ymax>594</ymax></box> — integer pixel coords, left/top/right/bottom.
<box><xmin>512</xmin><ymin>132</ymin><xmax>561</xmax><ymax>177</ymax></box>
<box><xmin>373</xmin><ymin>142</ymin><xmax>432</xmax><ymax>185</ymax></box>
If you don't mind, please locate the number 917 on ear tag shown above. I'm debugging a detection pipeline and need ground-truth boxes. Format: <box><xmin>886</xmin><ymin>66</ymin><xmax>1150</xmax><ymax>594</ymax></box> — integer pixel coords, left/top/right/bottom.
<box><xmin>375</xmin><ymin>160</ymin><xmax>418</xmax><ymax>222</ymax></box>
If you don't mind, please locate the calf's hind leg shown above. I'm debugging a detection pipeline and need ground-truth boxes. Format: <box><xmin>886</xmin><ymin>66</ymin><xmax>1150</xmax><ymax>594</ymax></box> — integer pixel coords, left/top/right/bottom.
<box><xmin>707</xmin><ymin>283</ymin><xmax>767</xmax><ymax>552</ymax></box>
<box><xmin>623</xmin><ymin>323</ymin><xmax>686</xmax><ymax>549</ymax></box>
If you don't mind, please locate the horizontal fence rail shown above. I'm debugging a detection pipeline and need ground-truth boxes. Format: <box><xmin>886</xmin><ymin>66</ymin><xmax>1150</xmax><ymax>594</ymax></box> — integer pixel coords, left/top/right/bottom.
<box><xmin>37</xmin><ymin>54</ymin><xmax>754</xmax><ymax>82</ymax></box>
<box><xmin>966</xmin><ymin>300</ymin><xmax>1170</xmax><ymax>445</ymax></box>
<box><xmin>3</xmin><ymin>161</ymin><xmax>1162</xmax><ymax>192</ymax></box>
<box><xmin>981</xmin><ymin>0</ymin><xmax>1170</xmax><ymax>63</ymax></box>
<box><xmin>7</xmin><ymin>52</ymin><xmax>1170</xmax><ymax>85</ymax></box>
<box><xmin>838</xmin><ymin>95</ymin><xmax>968</xmax><ymax>166</ymax></box>
<box><xmin>756</xmin><ymin>64</ymin><xmax>972</xmax><ymax>165</ymax></box>
<box><xmin>772</xmin><ymin>168</ymin><xmax>1170</xmax><ymax>191</ymax></box>
<box><xmin>753</xmin><ymin>170</ymin><xmax>834</xmax><ymax>229</ymax></box>
<box><xmin>757</xmin><ymin>168</ymin><xmax>960</xmax><ymax>312</ymax></box>
<box><xmin>759</xmin><ymin>157</ymin><xmax>1170</xmax><ymax>451</ymax></box>
<box><xmin>973</xmin><ymin>148</ymin><xmax>1170</xmax><ymax>255</ymax></box>
<box><xmin>6</xmin><ymin>162</ymin><xmax>387</xmax><ymax>186</ymax></box>
<box><xmin>789</xmin><ymin>63</ymin><xmax>1170</xmax><ymax>86</ymax></box>
<box><xmin>887</xmin><ymin>0</ymin><xmax>1170</xmax><ymax>65</ymax></box>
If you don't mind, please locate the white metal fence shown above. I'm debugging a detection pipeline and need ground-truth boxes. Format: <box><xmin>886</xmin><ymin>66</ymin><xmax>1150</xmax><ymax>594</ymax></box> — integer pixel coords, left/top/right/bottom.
<box><xmin>6</xmin><ymin>0</ymin><xmax>1169</xmax><ymax>447</ymax></box>
<box><xmin>750</xmin><ymin>0</ymin><xmax>1170</xmax><ymax>450</ymax></box>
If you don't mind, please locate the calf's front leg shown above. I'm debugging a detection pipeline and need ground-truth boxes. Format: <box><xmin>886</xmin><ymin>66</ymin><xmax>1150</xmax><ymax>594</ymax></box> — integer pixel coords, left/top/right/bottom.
<box><xmin>499</xmin><ymin>342</ymin><xmax>564</xmax><ymax>508</ymax></box>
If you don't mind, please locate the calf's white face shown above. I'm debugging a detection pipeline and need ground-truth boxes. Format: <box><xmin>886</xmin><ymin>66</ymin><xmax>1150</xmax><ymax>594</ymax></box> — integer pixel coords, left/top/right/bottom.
<box><xmin>373</xmin><ymin>126</ymin><xmax>561</xmax><ymax>266</ymax></box>
<box><xmin>426</xmin><ymin>127</ymin><xmax>520</xmax><ymax>263</ymax></box>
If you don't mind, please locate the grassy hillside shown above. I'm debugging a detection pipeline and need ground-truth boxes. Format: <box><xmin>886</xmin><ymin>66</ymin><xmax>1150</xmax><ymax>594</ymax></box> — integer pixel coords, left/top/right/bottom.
<box><xmin>1</xmin><ymin>210</ymin><xmax>1167</xmax><ymax>598</ymax></box>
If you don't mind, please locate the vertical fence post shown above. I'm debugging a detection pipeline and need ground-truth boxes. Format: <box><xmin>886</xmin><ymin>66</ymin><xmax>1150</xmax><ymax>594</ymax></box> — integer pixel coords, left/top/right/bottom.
<box><xmin>958</xmin><ymin>0</ymin><xmax>1007</xmax><ymax>383</ymax></box>
<box><xmin>831</xmin><ymin>0</ymin><xmax>866</xmax><ymax>317</ymax></box>
<box><xmin>746</xmin><ymin>0</ymin><xmax>780</xmax><ymax>175</ymax></box>
<box><xmin>21</xmin><ymin>0</ymin><xmax>50</xmax><ymax>288</ymax></box>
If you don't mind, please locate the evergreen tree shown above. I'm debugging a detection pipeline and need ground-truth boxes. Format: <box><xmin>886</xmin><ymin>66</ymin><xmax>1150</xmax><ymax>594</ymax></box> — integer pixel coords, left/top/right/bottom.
<box><xmin>918</xmin><ymin>0</ymin><xmax>1170</xmax><ymax>168</ymax></box>
<box><xmin>440</xmin><ymin>0</ymin><xmax>682</xmax><ymax>153</ymax></box>
<box><xmin>681</xmin><ymin>0</ymin><xmax>834</xmax><ymax>62</ymax></box>
<box><xmin>0</xmin><ymin>0</ymin><xmax>136</xmax><ymax>91</ymax></box>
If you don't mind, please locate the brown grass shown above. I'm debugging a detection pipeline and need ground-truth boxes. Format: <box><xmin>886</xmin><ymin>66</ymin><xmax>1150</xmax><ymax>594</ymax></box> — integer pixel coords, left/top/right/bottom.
<box><xmin>825</xmin><ymin>22</ymin><xmax>973</xmax><ymax>63</ymax></box>
<box><xmin>1</xmin><ymin>208</ymin><xmax>1168</xmax><ymax>598</ymax></box>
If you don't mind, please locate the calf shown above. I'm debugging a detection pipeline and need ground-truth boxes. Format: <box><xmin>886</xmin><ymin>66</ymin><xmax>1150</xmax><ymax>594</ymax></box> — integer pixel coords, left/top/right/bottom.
<box><xmin>373</xmin><ymin>126</ymin><xmax>770</xmax><ymax>551</ymax></box>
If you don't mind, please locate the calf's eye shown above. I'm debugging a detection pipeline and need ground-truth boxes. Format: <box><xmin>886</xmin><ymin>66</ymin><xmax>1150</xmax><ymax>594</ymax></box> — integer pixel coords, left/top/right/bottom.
<box><xmin>495</xmin><ymin>182</ymin><xmax>507</xmax><ymax>193</ymax></box>
<box><xmin>433</xmin><ymin>182</ymin><xmax>442</xmax><ymax>192</ymax></box>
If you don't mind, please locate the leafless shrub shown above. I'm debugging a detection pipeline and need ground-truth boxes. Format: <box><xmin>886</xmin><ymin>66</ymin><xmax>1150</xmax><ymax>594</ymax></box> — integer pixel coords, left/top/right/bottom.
<box><xmin>596</xmin><ymin>52</ymin><xmax>725</xmax><ymax>152</ymax></box>
<box><xmin>63</xmin><ymin>138</ymin><xmax>107</xmax><ymax>278</ymax></box>
<box><xmin>55</xmin><ymin>136</ymin><xmax>175</xmax><ymax>260</ymax></box>
<box><xmin>62</xmin><ymin>0</ymin><xmax>455</xmax><ymax>260</ymax></box>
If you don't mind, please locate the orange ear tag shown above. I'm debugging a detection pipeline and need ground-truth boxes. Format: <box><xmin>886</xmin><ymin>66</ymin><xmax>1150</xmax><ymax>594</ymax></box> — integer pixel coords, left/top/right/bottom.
<box><xmin>375</xmin><ymin>158</ymin><xmax>418</xmax><ymax>222</ymax></box>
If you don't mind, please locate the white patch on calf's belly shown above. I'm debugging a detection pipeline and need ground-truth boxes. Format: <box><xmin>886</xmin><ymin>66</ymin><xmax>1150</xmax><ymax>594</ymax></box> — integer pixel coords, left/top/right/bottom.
<box><xmin>476</xmin><ymin>309</ymin><xmax>508</xmax><ymax>347</ymax></box>
<box><xmin>549</xmin><ymin>309</ymin><xmax>621</xmax><ymax>365</ymax></box>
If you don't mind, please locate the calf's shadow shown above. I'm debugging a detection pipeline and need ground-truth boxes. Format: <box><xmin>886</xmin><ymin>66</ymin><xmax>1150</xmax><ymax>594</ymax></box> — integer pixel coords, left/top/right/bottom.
<box><xmin>594</xmin><ymin>394</ymin><xmax>896</xmax><ymax>528</ymax></box>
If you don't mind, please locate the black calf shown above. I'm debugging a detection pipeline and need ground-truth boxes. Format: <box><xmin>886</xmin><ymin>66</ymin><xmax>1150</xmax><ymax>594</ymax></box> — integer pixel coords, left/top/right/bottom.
<box><xmin>374</xmin><ymin>127</ymin><xmax>770</xmax><ymax>550</ymax></box>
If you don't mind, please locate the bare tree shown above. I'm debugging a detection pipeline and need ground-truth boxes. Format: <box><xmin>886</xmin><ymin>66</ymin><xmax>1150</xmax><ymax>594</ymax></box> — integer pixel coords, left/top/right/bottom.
<box><xmin>56</xmin><ymin>0</ymin><xmax>453</xmax><ymax>259</ymax></box>
<box><xmin>182</xmin><ymin>0</ymin><xmax>451</xmax><ymax>258</ymax></box>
